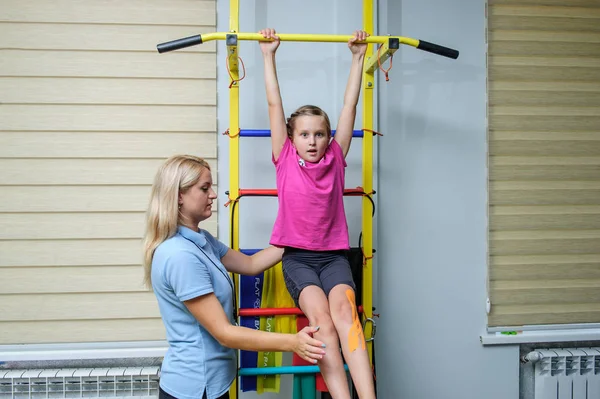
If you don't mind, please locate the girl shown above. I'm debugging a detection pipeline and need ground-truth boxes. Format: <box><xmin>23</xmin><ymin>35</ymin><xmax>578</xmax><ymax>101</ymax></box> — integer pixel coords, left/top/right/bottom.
<box><xmin>143</xmin><ymin>155</ymin><xmax>327</xmax><ymax>399</ymax></box>
<box><xmin>259</xmin><ymin>29</ymin><xmax>377</xmax><ymax>399</ymax></box>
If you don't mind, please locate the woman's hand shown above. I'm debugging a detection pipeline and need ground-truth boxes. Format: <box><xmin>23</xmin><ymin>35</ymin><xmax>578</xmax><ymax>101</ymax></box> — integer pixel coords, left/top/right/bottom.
<box><xmin>259</xmin><ymin>28</ymin><xmax>280</xmax><ymax>55</ymax></box>
<box><xmin>292</xmin><ymin>326</ymin><xmax>327</xmax><ymax>364</ymax></box>
<box><xmin>348</xmin><ymin>29</ymin><xmax>369</xmax><ymax>56</ymax></box>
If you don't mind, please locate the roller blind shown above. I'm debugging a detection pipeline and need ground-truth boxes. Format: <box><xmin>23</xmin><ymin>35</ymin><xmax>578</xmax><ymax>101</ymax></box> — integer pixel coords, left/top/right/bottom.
<box><xmin>487</xmin><ymin>0</ymin><xmax>600</xmax><ymax>327</ymax></box>
<box><xmin>0</xmin><ymin>0</ymin><xmax>218</xmax><ymax>344</ymax></box>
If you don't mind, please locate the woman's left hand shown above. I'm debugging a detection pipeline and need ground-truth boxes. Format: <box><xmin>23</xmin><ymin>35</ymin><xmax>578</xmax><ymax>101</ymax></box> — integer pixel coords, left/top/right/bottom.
<box><xmin>292</xmin><ymin>326</ymin><xmax>327</xmax><ymax>364</ymax></box>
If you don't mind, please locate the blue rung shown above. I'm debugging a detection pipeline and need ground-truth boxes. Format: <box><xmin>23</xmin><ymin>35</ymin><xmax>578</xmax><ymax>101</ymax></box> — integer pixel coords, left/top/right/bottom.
<box><xmin>239</xmin><ymin>129</ymin><xmax>364</xmax><ymax>137</ymax></box>
<box><xmin>240</xmin><ymin>248</ymin><xmax>261</xmax><ymax>256</ymax></box>
<box><xmin>238</xmin><ymin>364</ymin><xmax>349</xmax><ymax>376</ymax></box>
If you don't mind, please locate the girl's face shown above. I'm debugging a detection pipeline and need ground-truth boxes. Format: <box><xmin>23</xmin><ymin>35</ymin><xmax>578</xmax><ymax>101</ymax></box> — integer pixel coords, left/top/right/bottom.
<box><xmin>179</xmin><ymin>169</ymin><xmax>217</xmax><ymax>226</ymax></box>
<box><xmin>291</xmin><ymin>115</ymin><xmax>330</xmax><ymax>163</ymax></box>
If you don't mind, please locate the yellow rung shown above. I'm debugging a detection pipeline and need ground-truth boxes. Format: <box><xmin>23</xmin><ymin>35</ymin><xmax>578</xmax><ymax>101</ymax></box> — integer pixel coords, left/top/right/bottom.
<box><xmin>203</xmin><ymin>31</ymin><xmax>419</xmax><ymax>47</ymax></box>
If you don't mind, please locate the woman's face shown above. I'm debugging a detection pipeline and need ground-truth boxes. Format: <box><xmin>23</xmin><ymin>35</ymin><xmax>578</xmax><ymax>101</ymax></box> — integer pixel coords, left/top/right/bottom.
<box><xmin>179</xmin><ymin>168</ymin><xmax>217</xmax><ymax>226</ymax></box>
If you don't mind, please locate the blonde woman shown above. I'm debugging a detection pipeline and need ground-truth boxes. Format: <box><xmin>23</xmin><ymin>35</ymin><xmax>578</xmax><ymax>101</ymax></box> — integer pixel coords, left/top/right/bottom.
<box><xmin>143</xmin><ymin>155</ymin><xmax>326</xmax><ymax>399</ymax></box>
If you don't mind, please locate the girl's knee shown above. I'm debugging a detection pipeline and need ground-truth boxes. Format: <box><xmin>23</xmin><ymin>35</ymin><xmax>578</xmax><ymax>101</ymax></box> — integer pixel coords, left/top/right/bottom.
<box><xmin>330</xmin><ymin>288</ymin><xmax>358</xmax><ymax>325</ymax></box>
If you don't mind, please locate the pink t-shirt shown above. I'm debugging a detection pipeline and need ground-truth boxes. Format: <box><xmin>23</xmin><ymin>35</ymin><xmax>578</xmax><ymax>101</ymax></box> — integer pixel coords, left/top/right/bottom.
<box><xmin>270</xmin><ymin>138</ymin><xmax>349</xmax><ymax>251</ymax></box>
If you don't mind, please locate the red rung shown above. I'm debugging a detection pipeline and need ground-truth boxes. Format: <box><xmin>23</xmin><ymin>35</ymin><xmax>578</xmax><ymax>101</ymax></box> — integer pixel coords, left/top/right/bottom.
<box><xmin>239</xmin><ymin>307</ymin><xmax>303</xmax><ymax>316</ymax></box>
<box><xmin>239</xmin><ymin>306</ymin><xmax>364</xmax><ymax>317</ymax></box>
<box><xmin>238</xmin><ymin>189</ymin><xmax>277</xmax><ymax>196</ymax></box>
<box><xmin>237</xmin><ymin>187</ymin><xmax>367</xmax><ymax>197</ymax></box>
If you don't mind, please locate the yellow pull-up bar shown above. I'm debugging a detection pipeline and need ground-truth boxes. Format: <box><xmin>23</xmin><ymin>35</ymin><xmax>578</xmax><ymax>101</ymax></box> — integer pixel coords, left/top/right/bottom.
<box><xmin>157</xmin><ymin>32</ymin><xmax>459</xmax><ymax>59</ymax></box>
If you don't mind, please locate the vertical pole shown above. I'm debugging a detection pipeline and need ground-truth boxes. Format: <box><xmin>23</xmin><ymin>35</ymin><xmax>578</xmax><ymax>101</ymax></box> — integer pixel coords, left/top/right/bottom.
<box><xmin>228</xmin><ymin>1</ymin><xmax>240</xmax><ymax>398</ymax></box>
<box><xmin>362</xmin><ymin>0</ymin><xmax>375</xmax><ymax>365</ymax></box>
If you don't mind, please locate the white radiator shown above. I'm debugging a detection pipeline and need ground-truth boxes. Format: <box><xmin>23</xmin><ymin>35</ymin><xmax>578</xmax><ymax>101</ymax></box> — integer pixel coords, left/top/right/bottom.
<box><xmin>0</xmin><ymin>367</ymin><xmax>159</xmax><ymax>399</ymax></box>
<box><xmin>532</xmin><ymin>348</ymin><xmax>600</xmax><ymax>399</ymax></box>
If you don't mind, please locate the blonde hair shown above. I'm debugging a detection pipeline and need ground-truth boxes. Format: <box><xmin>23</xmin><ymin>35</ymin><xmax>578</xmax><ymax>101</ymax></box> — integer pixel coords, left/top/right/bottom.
<box><xmin>142</xmin><ymin>155</ymin><xmax>211</xmax><ymax>288</ymax></box>
<box><xmin>286</xmin><ymin>105</ymin><xmax>332</xmax><ymax>138</ymax></box>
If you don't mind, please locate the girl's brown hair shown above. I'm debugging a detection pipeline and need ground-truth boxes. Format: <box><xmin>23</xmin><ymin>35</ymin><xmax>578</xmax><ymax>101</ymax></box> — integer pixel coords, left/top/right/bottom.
<box><xmin>286</xmin><ymin>105</ymin><xmax>332</xmax><ymax>138</ymax></box>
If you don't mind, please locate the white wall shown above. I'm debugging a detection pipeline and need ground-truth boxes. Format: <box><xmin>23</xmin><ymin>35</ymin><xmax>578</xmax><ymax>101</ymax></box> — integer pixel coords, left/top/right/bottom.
<box><xmin>217</xmin><ymin>0</ymin><xmax>520</xmax><ymax>397</ymax></box>
<box><xmin>376</xmin><ymin>0</ymin><xmax>519</xmax><ymax>398</ymax></box>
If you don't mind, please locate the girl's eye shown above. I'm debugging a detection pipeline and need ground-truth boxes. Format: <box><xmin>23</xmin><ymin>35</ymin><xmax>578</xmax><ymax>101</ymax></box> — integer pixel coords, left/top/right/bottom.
<box><xmin>317</xmin><ymin>133</ymin><xmax>324</xmax><ymax>137</ymax></box>
<box><xmin>201</xmin><ymin>187</ymin><xmax>209</xmax><ymax>191</ymax></box>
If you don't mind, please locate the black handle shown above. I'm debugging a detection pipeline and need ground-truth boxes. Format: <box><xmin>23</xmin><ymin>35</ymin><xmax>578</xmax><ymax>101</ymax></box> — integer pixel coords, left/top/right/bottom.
<box><xmin>417</xmin><ymin>40</ymin><xmax>459</xmax><ymax>59</ymax></box>
<box><xmin>157</xmin><ymin>35</ymin><xmax>203</xmax><ymax>53</ymax></box>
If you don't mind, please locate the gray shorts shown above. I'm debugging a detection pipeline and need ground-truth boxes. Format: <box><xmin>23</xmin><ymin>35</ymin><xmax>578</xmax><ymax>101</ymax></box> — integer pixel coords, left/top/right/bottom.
<box><xmin>282</xmin><ymin>247</ymin><xmax>356</xmax><ymax>307</ymax></box>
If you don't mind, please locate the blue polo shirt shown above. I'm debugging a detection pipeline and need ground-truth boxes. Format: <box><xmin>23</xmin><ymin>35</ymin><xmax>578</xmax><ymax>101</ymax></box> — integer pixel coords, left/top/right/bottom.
<box><xmin>152</xmin><ymin>226</ymin><xmax>236</xmax><ymax>399</ymax></box>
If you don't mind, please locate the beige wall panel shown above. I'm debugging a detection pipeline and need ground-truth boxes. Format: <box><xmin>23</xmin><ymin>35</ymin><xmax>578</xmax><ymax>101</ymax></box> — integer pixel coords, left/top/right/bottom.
<box><xmin>490</xmin><ymin>0</ymin><xmax>600</xmax><ymax>6</ymax></box>
<box><xmin>490</xmin><ymin>262</ymin><xmax>600</xmax><ymax>281</ymax></box>
<box><xmin>490</xmin><ymin>165</ymin><xmax>600</xmax><ymax>180</ymax></box>
<box><xmin>491</xmin><ymin>181</ymin><xmax>600</xmax><ymax>191</ymax></box>
<box><xmin>489</xmin><ymin>91</ymin><xmax>600</xmax><ymax>107</ymax></box>
<box><xmin>489</xmin><ymin>66</ymin><xmax>600</xmax><ymax>81</ymax></box>
<box><xmin>0</xmin><ymin>212</ymin><xmax>218</xmax><ymax>240</ymax></box>
<box><xmin>1</xmin><ymin>186</ymin><xmax>218</xmax><ymax>212</ymax></box>
<box><xmin>490</xmin><ymin>211</ymin><xmax>600</xmax><ymax>230</ymax></box>
<box><xmin>1</xmin><ymin>292</ymin><xmax>159</xmax><ymax>321</ymax></box>
<box><xmin>3</xmin><ymin>0</ymin><xmax>215</xmax><ymax>25</ymax></box>
<box><xmin>490</xmin><ymin>31</ymin><xmax>600</xmax><ymax>44</ymax></box>
<box><xmin>491</xmin><ymin>156</ymin><xmax>600</xmax><ymax>166</ymax></box>
<box><xmin>0</xmin><ymin>77</ymin><xmax>216</xmax><ymax>105</ymax></box>
<box><xmin>0</xmin><ymin>319</ymin><xmax>166</xmax><ymax>345</ymax></box>
<box><xmin>490</xmin><ymin>181</ymin><xmax>600</xmax><ymax>205</ymax></box>
<box><xmin>490</xmin><ymin>190</ymin><xmax>600</xmax><ymax>205</ymax></box>
<box><xmin>490</xmin><ymin>81</ymin><xmax>600</xmax><ymax>92</ymax></box>
<box><xmin>491</xmin><ymin>287</ymin><xmax>600</xmax><ymax>306</ymax></box>
<box><xmin>0</xmin><ymin>266</ymin><xmax>147</xmax><ymax>294</ymax></box>
<box><xmin>489</xmin><ymin>42</ymin><xmax>600</xmax><ymax>57</ymax></box>
<box><xmin>1</xmin><ymin>105</ymin><xmax>216</xmax><ymax>132</ymax></box>
<box><xmin>491</xmin><ymin>106</ymin><xmax>600</xmax><ymax>117</ymax></box>
<box><xmin>0</xmin><ymin>23</ymin><xmax>216</xmax><ymax>52</ymax></box>
<box><xmin>490</xmin><ymin>5</ymin><xmax>600</xmax><ymax>18</ymax></box>
<box><xmin>491</xmin><ymin>131</ymin><xmax>600</xmax><ymax>140</ymax></box>
<box><xmin>490</xmin><ymin>140</ymin><xmax>600</xmax><ymax>157</ymax></box>
<box><xmin>489</xmin><ymin>303</ymin><xmax>600</xmax><ymax>326</ymax></box>
<box><xmin>489</xmin><ymin>16</ymin><xmax>600</xmax><ymax>32</ymax></box>
<box><xmin>490</xmin><ymin>116</ymin><xmax>600</xmax><ymax>132</ymax></box>
<box><xmin>490</xmin><ymin>230</ymin><xmax>600</xmax><ymax>255</ymax></box>
<box><xmin>0</xmin><ymin>159</ymin><xmax>217</xmax><ymax>185</ymax></box>
<box><xmin>0</xmin><ymin>239</ymin><xmax>143</xmax><ymax>267</ymax></box>
<box><xmin>0</xmin><ymin>212</ymin><xmax>146</xmax><ymax>240</ymax></box>
<box><xmin>2</xmin><ymin>50</ymin><xmax>214</xmax><ymax>79</ymax></box>
<box><xmin>0</xmin><ymin>132</ymin><xmax>217</xmax><ymax>158</ymax></box>
<box><xmin>1</xmin><ymin>186</ymin><xmax>151</xmax><ymax>212</ymax></box>
<box><xmin>492</xmin><ymin>253</ymin><xmax>600</xmax><ymax>265</ymax></box>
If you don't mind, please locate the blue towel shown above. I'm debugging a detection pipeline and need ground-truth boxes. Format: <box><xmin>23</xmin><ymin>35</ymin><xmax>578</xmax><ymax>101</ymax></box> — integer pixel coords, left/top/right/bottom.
<box><xmin>239</xmin><ymin>273</ymin><xmax>264</xmax><ymax>391</ymax></box>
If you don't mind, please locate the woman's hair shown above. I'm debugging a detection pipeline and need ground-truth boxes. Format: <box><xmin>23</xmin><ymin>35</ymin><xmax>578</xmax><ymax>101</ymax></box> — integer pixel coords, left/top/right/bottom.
<box><xmin>142</xmin><ymin>154</ymin><xmax>211</xmax><ymax>288</ymax></box>
<box><xmin>286</xmin><ymin>105</ymin><xmax>332</xmax><ymax>138</ymax></box>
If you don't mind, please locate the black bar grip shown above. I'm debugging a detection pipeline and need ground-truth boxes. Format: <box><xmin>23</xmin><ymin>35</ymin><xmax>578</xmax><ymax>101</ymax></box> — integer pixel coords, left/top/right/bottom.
<box><xmin>417</xmin><ymin>40</ymin><xmax>459</xmax><ymax>59</ymax></box>
<box><xmin>157</xmin><ymin>35</ymin><xmax>203</xmax><ymax>53</ymax></box>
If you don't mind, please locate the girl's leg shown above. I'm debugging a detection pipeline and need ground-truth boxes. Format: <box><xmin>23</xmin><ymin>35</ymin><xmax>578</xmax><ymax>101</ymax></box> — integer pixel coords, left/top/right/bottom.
<box><xmin>298</xmin><ymin>286</ymin><xmax>351</xmax><ymax>399</ymax></box>
<box><xmin>328</xmin><ymin>284</ymin><xmax>376</xmax><ymax>399</ymax></box>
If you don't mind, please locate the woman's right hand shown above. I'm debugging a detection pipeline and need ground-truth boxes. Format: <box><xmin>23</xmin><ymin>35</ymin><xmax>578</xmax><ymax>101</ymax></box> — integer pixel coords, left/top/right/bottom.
<box><xmin>293</xmin><ymin>326</ymin><xmax>327</xmax><ymax>364</ymax></box>
<box><xmin>259</xmin><ymin>28</ymin><xmax>280</xmax><ymax>54</ymax></box>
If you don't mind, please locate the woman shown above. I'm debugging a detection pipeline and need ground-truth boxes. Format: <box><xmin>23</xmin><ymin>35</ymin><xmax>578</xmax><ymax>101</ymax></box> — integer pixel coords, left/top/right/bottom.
<box><xmin>143</xmin><ymin>155</ymin><xmax>326</xmax><ymax>399</ymax></box>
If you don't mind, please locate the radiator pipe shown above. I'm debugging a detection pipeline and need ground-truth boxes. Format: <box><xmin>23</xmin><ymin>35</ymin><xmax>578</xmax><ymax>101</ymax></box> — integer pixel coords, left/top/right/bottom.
<box><xmin>521</xmin><ymin>351</ymin><xmax>543</xmax><ymax>364</ymax></box>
